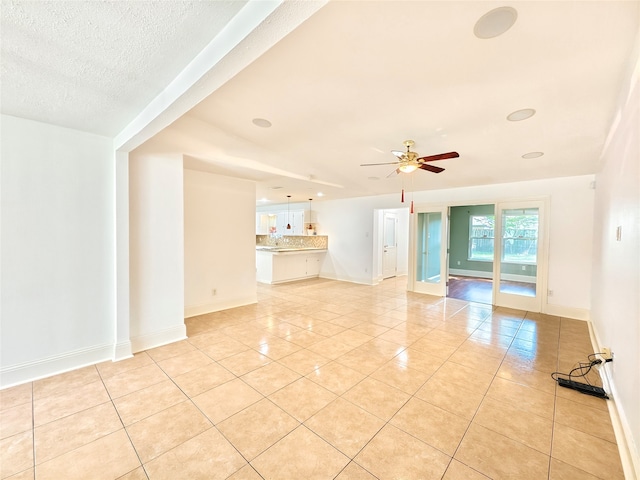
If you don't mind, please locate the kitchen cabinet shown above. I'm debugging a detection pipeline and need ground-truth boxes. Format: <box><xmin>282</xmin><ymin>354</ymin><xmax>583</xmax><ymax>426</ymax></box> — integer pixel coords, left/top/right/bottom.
<box><xmin>256</xmin><ymin>210</ymin><xmax>304</xmax><ymax>235</ymax></box>
<box><xmin>256</xmin><ymin>249</ymin><xmax>326</xmax><ymax>284</ymax></box>
<box><xmin>306</xmin><ymin>254</ymin><xmax>321</xmax><ymax>276</ymax></box>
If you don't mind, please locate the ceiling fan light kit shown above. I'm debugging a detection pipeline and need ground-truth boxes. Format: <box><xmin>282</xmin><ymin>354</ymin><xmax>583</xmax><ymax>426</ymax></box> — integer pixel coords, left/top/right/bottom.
<box><xmin>398</xmin><ymin>164</ymin><xmax>418</xmax><ymax>173</ymax></box>
<box><xmin>361</xmin><ymin>139</ymin><xmax>459</xmax><ymax>213</ymax></box>
<box><xmin>360</xmin><ymin>139</ymin><xmax>458</xmax><ymax>176</ymax></box>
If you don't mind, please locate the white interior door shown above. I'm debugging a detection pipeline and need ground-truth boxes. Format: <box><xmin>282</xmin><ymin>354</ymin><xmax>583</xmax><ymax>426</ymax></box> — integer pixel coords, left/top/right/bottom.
<box><xmin>382</xmin><ymin>212</ymin><xmax>397</xmax><ymax>279</ymax></box>
<box><xmin>494</xmin><ymin>200</ymin><xmax>546</xmax><ymax>312</ymax></box>
<box><xmin>409</xmin><ymin>206</ymin><xmax>448</xmax><ymax>296</ymax></box>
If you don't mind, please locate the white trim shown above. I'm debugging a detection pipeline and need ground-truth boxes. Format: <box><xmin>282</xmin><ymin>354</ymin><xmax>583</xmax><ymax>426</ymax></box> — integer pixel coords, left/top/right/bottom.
<box><xmin>113</xmin><ymin>341</ymin><xmax>133</xmax><ymax>362</ymax></box>
<box><xmin>184</xmin><ymin>294</ymin><xmax>257</xmax><ymax>318</ymax></box>
<box><xmin>319</xmin><ymin>273</ymin><xmax>376</xmax><ymax>286</ymax></box>
<box><xmin>114</xmin><ymin>1</ymin><xmax>327</xmax><ymax>152</ymax></box>
<box><xmin>0</xmin><ymin>343</ymin><xmax>113</xmax><ymax>389</ymax></box>
<box><xmin>589</xmin><ymin>322</ymin><xmax>640</xmax><ymax>480</ymax></box>
<box><xmin>130</xmin><ymin>325</ymin><xmax>187</xmax><ymax>354</ymax></box>
<box><xmin>409</xmin><ymin>206</ymin><xmax>449</xmax><ymax>296</ymax></box>
<box><xmin>544</xmin><ymin>303</ymin><xmax>590</xmax><ymax>321</ymax></box>
<box><xmin>494</xmin><ymin>199</ymin><xmax>549</xmax><ymax>312</ymax></box>
<box><xmin>258</xmin><ymin>274</ymin><xmax>322</xmax><ymax>285</ymax></box>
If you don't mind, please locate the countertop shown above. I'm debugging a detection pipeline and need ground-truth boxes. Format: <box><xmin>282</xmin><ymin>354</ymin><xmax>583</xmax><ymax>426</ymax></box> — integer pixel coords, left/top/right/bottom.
<box><xmin>256</xmin><ymin>246</ymin><xmax>328</xmax><ymax>255</ymax></box>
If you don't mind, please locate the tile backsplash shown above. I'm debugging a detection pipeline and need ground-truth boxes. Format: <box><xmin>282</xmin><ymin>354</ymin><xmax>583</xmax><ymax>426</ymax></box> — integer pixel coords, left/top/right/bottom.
<box><xmin>256</xmin><ymin>235</ymin><xmax>328</xmax><ymax>249</ymax></box>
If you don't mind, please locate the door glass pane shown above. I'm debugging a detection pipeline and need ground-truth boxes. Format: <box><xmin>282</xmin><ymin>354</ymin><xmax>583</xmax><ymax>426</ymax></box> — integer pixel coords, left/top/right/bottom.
<box><xmin>499</xmin><ymin>208</ymin><xmax>538</xmax><ymax>297</ymax></box>
<box><xmin>416</xmin><ymin>212</ymin><xmax>441</xmax><ymax>284</ymax></box>
<box><xmin>384</xmin><ymin>216</ymin><xmax>395</xmax><ymax>246</ymax></box>
<box><xmin>468</xmin><ymin>215</ymin><xmax>495</xmax><ymax>261</ymax></box>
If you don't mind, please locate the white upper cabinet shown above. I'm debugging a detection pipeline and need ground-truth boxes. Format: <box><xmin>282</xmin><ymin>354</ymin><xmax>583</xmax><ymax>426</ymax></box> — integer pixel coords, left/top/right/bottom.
<box><xmin>256</xmin><ymin>210</ymin><xmax>305</xmax><ymax>235</ymax></box>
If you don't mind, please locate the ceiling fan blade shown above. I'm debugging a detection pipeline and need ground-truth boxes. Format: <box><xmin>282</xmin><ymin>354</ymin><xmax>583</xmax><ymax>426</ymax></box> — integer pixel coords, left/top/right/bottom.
<box><xmin>419</xmin><ymin>164</ymin><xmax>445</xmax><ymax>174</ymax></box>
<box><xmin>417</xmin><ymin>151</ymin><xmax>459</xmax><ymax>163</ymax></box>
<box><xmin>360</xmin><ymin>162</ymin><xmax>401</xmax><ymax>166</ymax></box>
<box><xmin>386</xmin><ymin>169</ymin><xmax>400</xmax><ymax>178</ymax></box>
<box><xmin>391</xmin><ymin>150</ymin><xmax>405</xmax><ymax>159</ymax></box>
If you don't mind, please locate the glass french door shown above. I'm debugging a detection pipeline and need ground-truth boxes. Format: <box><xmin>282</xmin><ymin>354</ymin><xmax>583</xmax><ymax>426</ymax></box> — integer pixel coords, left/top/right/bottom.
<box><xmin>410</xmin><ymin>207</ymin><xmax>448</xmax><ymax>296</ymax></box>
<box><xmin>494</xmin><ymin>200</ymin><xmax>545</xmax><ymax>311</ymax></box>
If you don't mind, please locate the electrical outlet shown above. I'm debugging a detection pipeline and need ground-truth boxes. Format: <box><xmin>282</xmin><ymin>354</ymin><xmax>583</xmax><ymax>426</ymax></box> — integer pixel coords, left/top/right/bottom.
<box><xmin>548</xmin><ymin>289</ymin><xmax>553</xmax><ymax>297</ymax></box>
<box><xmin>601</xmin><ymin>347</ymin><xmax>613</xmax><ymax>360</ymax></box>
<box><xmin>212</xmin><ymin>288</ymin><xmax>217</xmax><ymax>296</ymax></box>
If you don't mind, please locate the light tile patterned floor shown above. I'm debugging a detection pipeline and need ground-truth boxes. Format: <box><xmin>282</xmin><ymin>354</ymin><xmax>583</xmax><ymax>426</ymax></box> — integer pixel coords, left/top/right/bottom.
<box><xmin>0</xmin><ymin>277</ymin><xmax>624</xmax><ymax>479</ymax></box>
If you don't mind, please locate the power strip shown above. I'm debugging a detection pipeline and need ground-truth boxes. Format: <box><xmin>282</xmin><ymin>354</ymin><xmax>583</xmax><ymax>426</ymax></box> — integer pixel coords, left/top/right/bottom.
<box><xmin>557</xmin><ymin>378</ymin><xmax>609</xmax><ymax>399</ymax></box>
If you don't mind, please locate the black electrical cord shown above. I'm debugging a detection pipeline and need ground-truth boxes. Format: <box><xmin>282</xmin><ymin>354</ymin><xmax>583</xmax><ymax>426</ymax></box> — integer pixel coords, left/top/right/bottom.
<box><xmin>550</xmin><ymin>353</ymin><xmax>608</xmax><ymax>383</ymax></box>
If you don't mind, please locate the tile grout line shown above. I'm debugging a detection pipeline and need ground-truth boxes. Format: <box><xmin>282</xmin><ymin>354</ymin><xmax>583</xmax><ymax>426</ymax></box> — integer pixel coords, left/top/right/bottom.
<box><xmin>95</xmin><ymin>362</ymin><xmax>150</xmax><ymax>480</ymax></box>
<box><xmin>154</xmin><ymin>342</ymin><xmax>272</xmax><ymax>479</ymax></box>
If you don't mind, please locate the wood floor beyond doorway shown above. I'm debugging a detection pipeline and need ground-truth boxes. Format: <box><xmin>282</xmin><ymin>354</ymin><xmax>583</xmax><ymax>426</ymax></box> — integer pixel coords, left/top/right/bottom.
<box><xmin>448</xmin><ymin>275</ymin><xmax>536</xmax><ymax>305</ymax></box>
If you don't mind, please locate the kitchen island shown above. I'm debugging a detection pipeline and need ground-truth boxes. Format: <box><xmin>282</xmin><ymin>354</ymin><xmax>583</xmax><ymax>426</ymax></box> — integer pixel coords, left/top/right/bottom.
<box><xmin>256</xmin><ymin>246</ymin><xmax>327</xmax><ymax>284</ymax></box>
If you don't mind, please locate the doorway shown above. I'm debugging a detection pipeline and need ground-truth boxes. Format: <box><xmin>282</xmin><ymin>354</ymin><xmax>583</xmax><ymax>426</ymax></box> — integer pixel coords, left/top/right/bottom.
<box><xmin>374</xmin><ymin>208</ymin><xmax>409</xmax><ymax>283</ymax></box>
<box><xmin>409</xmin><ymin>207</ymin><xmax>448</xmax><ymax>296</ymax></box>
<box><xmin>409</xmin><ymin>200</ymin><xmax>546</xmax><ymax>311</ymax></box>
<box><xmin>448</xmin><ymin>205</ymin><xmax>495</xmax><ymax>304</ymax></box>
<box><xmin>382</xmin><ymin>212</ymin><xmax>398</xmax><ymax>279</ymax></box>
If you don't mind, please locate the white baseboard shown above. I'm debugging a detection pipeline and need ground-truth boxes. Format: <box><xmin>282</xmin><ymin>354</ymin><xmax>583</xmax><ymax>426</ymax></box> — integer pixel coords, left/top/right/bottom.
<box><xmin>449</xmin><ymin>268</ymin><xmax>493</xmax><ymax>279</ymax></box>
<box><xmin>589</xmin><ymin>322</ymin><xmax>640</xmax><ymax>480</ymax></box>
<box><xmin>260</xmin><ymin>274</ymin><xmax>321</xmax><ymax>285</ymax></box>
<box><xmin>184</xmin><ymin>294</ymin><xmax>258</xmax><ymax>318</ymax></box>
<box><xmin>130</xmin><ymin>324</ymin><xmax>187</xmax><ymax>354</ymax></box>
<box><xmin>113</xmin><ymin>340</ymin><xmax>133</xmax><ymax>362</ymax></box>
<box><xmin>544</xmin><ymin>303</ymin><xmax>590</xmax><ymax>321</ymax></box>
<box><xmin>319</xmin><ymin>272</ymin><xmax>376</xmax><ymax>286</ymax></box>
<box><xmin>0</xmin><ymin>343</ymin><xmax>113</xmax><ymax>389</ymax></box>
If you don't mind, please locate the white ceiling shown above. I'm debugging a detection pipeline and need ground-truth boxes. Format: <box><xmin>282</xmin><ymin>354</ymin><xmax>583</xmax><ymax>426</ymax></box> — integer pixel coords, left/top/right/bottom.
<box><xmin>1</xmin><ymin>0</ymin><xmax>247</xmax><ymax>135</ymax></box>
<box><xmin>2</xmin><ymin>1</ymin><xmax>638</xmax><ymax>206</ymax></box>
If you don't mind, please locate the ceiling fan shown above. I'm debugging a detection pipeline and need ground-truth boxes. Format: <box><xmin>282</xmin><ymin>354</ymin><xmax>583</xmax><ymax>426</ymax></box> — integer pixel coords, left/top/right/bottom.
<box><xmin>361</xmin><ymin>140</ymin><xmax>459</xmax><ymax>176</ymax></box>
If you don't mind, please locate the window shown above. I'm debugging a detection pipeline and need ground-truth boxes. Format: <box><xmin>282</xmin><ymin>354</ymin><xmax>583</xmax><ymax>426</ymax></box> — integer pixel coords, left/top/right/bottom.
<box><xmin>501</xmin><ymin>209</ymin><xmax>538</xmax><ymax>264</ymax></box>
<box><xmin>468</xmin><ymin>215</ymin><xmax>494</xmax><ymax>261</ymax></box>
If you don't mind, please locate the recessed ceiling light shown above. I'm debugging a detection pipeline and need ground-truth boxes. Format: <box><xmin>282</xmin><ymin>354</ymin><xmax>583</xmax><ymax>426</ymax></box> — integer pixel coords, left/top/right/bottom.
<box><xmin>317</xmin><ymin>192</ymin><xmax>324</xmax><ymax>197</ymax></box>
<box><xmin>252</xmin><ymin>118</ymin><xmax>272</xmax><ymax>128</ymax></box>
<box><xmin>522</xmin><ymin>152</ymin><xmax>544</xmax><ymax>159</ymax></box>
<box><xmin>270</xmin><ymin>186</ymin><xmax>283</xmax><ymax>190</ymax></box>
<box><xmin>368</xmin><ymin>176</ymin><xmax>380</xmax><ymax>181</ymax></box>
<box><xmin>259</xmin><ymin>197</ymin><xmax>270</xmax><ymax>202</ymax></box>
<box><xmin>507</xmin><ymin>108</ymin><xmax>536</xmax><ymax>121</ymax></box>
<box><xmin>474</xmin><ymin>6</ymin><xmax>518</xmax><ymax>39</ymax></box>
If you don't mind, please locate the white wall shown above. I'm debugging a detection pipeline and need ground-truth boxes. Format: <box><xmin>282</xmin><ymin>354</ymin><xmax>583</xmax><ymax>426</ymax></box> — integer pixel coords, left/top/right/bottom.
<box><xmin>591</xmin><ymin>46</ymin><xmax>639</xmax><ymax>477</ymax></box>
<box><xmin>313</xmin><ymin>175</ymin><xmax>595</xmax><ymax>316</ymax></box>
<box><xmin>1</xmin><ymin>115</ymin><xmax>115</xmax><ymax>387</ymax></box>
<box><xmin>129</xmin><ymin>153</ymin><xmax>186</xmax><ymax>352</ymax></box>
<box><xmin>396</xmin><ymin>208</ymin><xmax>410</xmax><ymax>275</ymax></box>
<box><xmin>184</xmin><ymin>169</ymin><xmax>257</xmax><ymax>317</ymax></box>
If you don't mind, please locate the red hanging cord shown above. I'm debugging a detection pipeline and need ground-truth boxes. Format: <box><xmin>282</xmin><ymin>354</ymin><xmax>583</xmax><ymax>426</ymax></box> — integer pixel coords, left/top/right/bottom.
<box><xmin>410</xmin><ymin>175</ymin><xmax>414</xmax><ymax>214</ymax></box>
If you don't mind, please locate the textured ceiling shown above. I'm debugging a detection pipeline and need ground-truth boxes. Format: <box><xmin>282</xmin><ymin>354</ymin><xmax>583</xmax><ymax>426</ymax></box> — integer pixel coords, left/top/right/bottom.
<box><xmin>1</xmin><ymin>0</ymin><xmax>247</xmax><ymax>136</ymax></box>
